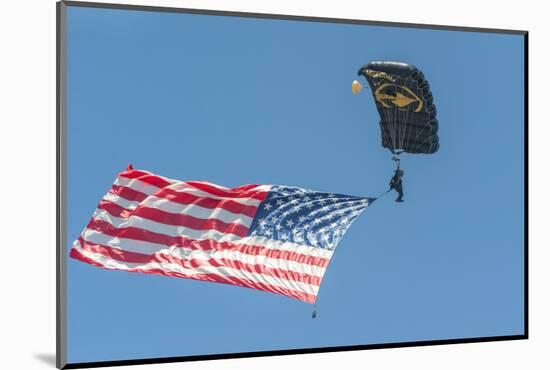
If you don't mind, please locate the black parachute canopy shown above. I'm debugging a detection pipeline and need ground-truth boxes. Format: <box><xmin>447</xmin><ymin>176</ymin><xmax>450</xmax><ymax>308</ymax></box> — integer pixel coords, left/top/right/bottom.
<box><xmin>358</xmin><ymin>61</ymin><xmax>439</xmax><ymax>154</ymax></box>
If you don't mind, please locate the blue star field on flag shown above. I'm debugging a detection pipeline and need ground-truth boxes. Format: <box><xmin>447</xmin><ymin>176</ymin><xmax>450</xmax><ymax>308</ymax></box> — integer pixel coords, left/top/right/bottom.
<box><xmin>248</xmin><ymin>185</ymin><xmax>375</xmax><ymax>250</ymax></box>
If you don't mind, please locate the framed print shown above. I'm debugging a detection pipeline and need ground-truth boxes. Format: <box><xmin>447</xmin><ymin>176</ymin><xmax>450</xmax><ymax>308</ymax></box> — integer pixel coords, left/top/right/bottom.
<box><xmin>57</xmin><ymin>1</ymin><xmax>528</xmax><ymax>368</ymax></box>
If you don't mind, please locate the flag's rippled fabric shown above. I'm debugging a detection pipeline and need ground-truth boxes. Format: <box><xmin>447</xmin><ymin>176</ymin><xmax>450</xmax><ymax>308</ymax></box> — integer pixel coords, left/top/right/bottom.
<box><xmin>70</xmin><ymin>167</ymin><xmax>374</xmax><ymax>304</ymax></box>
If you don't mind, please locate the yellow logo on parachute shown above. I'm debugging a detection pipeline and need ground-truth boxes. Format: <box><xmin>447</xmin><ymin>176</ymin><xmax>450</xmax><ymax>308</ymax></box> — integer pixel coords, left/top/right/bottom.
<box><xmin>374</xmin><ymin>83</ymin><xmax>424</xmax><ymax>112</ymax></box>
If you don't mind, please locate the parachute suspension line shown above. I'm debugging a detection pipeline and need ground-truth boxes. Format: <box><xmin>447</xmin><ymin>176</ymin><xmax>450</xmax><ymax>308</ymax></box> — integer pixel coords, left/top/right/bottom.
<box><xmin>387</xmin><ymin>104</ymin><xmax>396</xmax><ymax>152</ymax></box>
<box><xmin>381</xmin><ymin>78</ymin><xmax>399</xmax><ymax>153</ymax></box>
<box><xmin>397</xmin><ymin>75</ymin><xmax>415</xmax><ymax>152</ymax></box>
<box><xmin>394</xmin><ymin>98</ymin><xmax>402</xmax><ymax>151</ymax></box>
<box><xmin>399</xmin><ymin>79</ymin><xmax>414</xmax><ymax>151</ymax></box>
<box><xmin>392</xmin><ymin>78</ymin><xmax>412</xmax><ymax>153</ymax></box>
<box><xmin>397</xmin><ymin>104</ymin><xmax>406</xmax><ymax>151</ymax></box>
<box><xmin>380</xmin><ymin>94</ymin><xmax>397</xmax><ymax>153</ymax></box>
<box><xmin>395</xmin><ymin>105</ymin><xmax>402</xmax><ymax>151</ymax></box>
<box><xmin>379</xmin><ymin>121</ymin><xmax>393</xmax><ymax>154</ymax></box>
<box><xmin>407</xmin><ymin>75</ymin><xmax>425</xmax><ymax>153</ymax></box>
<box><xmin>374</xmin><ymin>94</ymin><xmax>395</xmax><ymax>153</ymax></box>
<box><xmin>388</xmin><ymin>109</ymin><xmax>397</xmax><ymax>153</ymax></box>
<box><xmin>414</xmin><ymin>131</ymin><xmax>436</xmax><ymax>153</ymax></box>
<box><xmin>377</xmin><ymin>99</ymin><xmax>390</xmax><ymax>150</ymax></box>
<box><xmin>390</xmin><ymin>105</ymin><xmax>399</xmax><ymax>153</ymax></box>
<box><xmin>390</xmin><ymin>103</ymin><xmax>398</xmax><ymax>152</ymax></box>
<box><xmin>365</xmin><ymin>107</ymin><xmax>392</xmax><ymax>155</ymax></box>
<box><xmin>356</xmin><ymin>78</ymin><xmax>395</xmax><ymax>154</ymax></box>
<box><xmin>374</xmin><ymin>81</ymin><xmax>396</xmax><ymax>152</ymax></box>
<box><xmin>403</xmin><ymin>91</ymin><xmax>417</xmax><ymax>153</ymax></box>
<box><xmin>393</xmin><ymin>96</ymin><xmax>401</xmax><ymax>151</ymax></box>
<box><xmin>409</xmin><ymin>123</ymin><xmax>430</xmax><ymax>152</ymax></box>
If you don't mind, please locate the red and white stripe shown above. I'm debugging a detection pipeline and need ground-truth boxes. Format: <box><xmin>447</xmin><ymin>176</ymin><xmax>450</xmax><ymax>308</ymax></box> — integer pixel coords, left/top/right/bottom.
<box><xmin>70</xmin><ymin>167</ymin><xmax>333</xmax><ymax>304</ymax></box>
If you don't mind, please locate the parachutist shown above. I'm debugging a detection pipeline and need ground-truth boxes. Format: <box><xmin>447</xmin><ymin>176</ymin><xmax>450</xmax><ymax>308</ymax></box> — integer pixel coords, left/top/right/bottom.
<box><xmin>389</xmin><ymin>168</ymin><xmax>404</xmax><ymax>202</ymax></box>
<box><xmin>356</xmin><ymin>61</ymin><xmax>439</xmax><ymax>202</ymax></box>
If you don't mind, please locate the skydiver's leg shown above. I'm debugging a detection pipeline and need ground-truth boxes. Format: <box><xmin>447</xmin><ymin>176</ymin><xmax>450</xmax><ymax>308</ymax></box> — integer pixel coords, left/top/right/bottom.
<box><xmin>395</xmin><ymin>183</ymin><xmax>404</xmax><ymax>202</ymax></box>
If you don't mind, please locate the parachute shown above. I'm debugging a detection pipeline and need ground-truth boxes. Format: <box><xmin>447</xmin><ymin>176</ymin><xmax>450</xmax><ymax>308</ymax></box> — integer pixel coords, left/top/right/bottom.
<box><xmin>357</xmin><ymin>61</ymin><xmax>439</xmax><ymax>155</ymax></box>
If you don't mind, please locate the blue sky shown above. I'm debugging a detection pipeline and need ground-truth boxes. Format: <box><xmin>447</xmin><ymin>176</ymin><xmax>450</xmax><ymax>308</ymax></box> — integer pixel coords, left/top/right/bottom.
<box><xmin>66</xmin><ymin>6</ymin><xmax>525</xmax><ymax>363</ymax></box>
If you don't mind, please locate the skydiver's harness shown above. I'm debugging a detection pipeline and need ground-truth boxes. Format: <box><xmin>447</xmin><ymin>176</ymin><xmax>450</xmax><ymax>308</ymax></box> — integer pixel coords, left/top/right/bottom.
<box><xmin>392</xmin><ymin>156</ymin><xmax>401</xmax><ymax>172</ymax></box>
<box><xmin>385</xmin><ymin>156</ymin><xmax>402</xmax><ymax>192</ymax></box>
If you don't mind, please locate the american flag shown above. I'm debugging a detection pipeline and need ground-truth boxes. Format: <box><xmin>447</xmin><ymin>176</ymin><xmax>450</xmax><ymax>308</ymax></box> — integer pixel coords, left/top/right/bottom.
<box><xmin>70</xmin><ymin>166</ymin><xmax>374</xmax><ymax>304</ymax></box>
